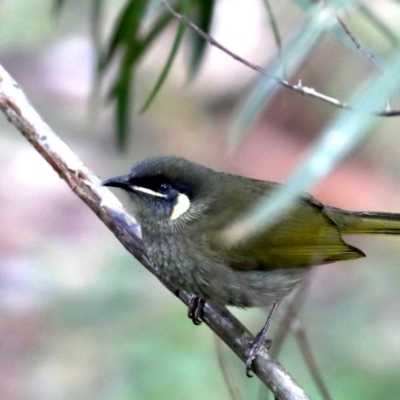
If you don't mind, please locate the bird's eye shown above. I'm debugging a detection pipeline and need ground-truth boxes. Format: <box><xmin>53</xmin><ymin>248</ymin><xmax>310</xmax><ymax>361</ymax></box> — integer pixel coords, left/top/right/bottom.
<box><xmin>158</xmin><ymin>182</ymin><xmax>171</xmax><ymax>194</ymax></box>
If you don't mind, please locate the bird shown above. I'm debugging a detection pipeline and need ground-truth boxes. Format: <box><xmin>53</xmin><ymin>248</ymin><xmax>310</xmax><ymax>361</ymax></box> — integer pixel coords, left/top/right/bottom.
<box><xmin>102</xmin><ymin>156</ymin><xmax>400</xmax><ymax>374</ymax></box>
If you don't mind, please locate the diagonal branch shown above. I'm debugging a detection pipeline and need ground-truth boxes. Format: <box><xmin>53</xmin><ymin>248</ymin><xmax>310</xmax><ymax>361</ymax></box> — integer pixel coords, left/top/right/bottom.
<box><xmin>0</xmin><ymin>64</ymin><xmax>310</xmax><ymax>400</ymax></box>
<box><xmin>163</xmin><ymin>0</ymin><xmax>400</xmax><ymax>117</ymax></box>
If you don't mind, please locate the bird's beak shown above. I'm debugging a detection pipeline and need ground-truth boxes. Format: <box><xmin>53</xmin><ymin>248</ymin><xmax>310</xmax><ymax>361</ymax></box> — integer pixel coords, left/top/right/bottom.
<box><xmin>102</xmin><ymin>175</ymin><xmax>131</xmax><ymax>191</ymax></box>
<box><xmin>102</xmin><ymin>175</ymin><xmax>167</xmax><ymax>198</ymax></box>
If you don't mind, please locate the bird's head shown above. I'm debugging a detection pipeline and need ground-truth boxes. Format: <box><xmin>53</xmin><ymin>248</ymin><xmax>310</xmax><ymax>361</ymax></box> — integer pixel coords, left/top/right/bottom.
<box><xmin>102</xmin><ymin>156</ymin><xmax>217</xmax><ymax>232</ymax></box>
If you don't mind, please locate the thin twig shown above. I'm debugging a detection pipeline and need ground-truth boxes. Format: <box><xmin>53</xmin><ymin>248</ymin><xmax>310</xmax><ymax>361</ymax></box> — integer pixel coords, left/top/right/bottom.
<box><xmin>0</xmin><ymin>64</ymin><xmax>310</xmax><ymax>400</ymax></box>
<box><xmin>271</xmin><ymin>278</ymin><xmax>311</xmax><ymax>355</ymax></box>
<box><xmin>289</xmin><ymin>315</ymin><xmax>332</xmax><ymax>400</ymax></box>
<box><xmin>337</xmin><ymin>15</ymin><xmax>383</xmax><ymax>73</ymax></box>
<box><xmin>214</xmin><ymin>335</ymin><xmax>245</xmax><ymax>400</ymax></box>
<box><xmin>162</xmin><ymin>0</ymin><xmax>400</xmax><ymax>117</ymax></box>
<box><xmin>270</xmin><ymin>276</ymin><xmax>332</xmax><ymax>400</ymax></box>
<box><xmin>263</xmin><ymin>0</ymin><xmax>282</xmax><ymax>54</ymax></box>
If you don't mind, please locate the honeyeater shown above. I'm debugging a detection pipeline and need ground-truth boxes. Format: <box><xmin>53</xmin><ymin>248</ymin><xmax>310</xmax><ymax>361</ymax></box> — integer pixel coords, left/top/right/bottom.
<box><xmin>102</xmin><ymin>156</ymin><xmax>400</xmax><ymax>373</ymax></box>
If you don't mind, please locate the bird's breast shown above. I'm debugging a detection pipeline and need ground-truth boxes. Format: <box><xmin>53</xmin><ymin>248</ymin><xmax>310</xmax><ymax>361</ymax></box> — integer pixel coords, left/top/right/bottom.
<box><xmin>142</xmin><ymin>230</ymin><xmax>306</xmax><ymax>308</ymax></box>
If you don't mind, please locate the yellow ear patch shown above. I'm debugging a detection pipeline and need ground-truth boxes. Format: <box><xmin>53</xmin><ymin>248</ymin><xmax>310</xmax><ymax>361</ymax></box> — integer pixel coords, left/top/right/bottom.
<box><xmin>170</xmin><ymin>193</ymin><xmax>191</xmax><ymax>220</ymax></box>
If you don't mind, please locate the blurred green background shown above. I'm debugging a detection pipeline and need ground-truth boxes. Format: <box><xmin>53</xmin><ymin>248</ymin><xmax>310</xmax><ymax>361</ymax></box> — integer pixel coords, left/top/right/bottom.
<box><xmin>1</xmin><ymin>0</ymin><xmax>400</xmax><ymax>399</ymax></box>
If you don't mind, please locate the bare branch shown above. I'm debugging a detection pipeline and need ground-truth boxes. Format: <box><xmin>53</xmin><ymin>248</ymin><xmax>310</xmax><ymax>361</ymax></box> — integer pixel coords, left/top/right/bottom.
<box><xmin>214</xmin><ymin>335</ymin><xmax>245</xmax><ymax>400</ymax></box>
<box><xmin>163</xmin><ymin>0</ymin><xmax>400</xmax><ymax>117</ymax></box>
<box><xmin>0</xmin><ymin>64</ymin><xmax>310</xmax><ymax>400</ymax></box>
<box><xmin>337</xmin><ymin>15</ymin><xmax>383</xmax><ymax>73</ymax></box>
<box><xmin>289</xmin><ymin>315</ymin><xmax>332</xmax><ymax>400</ymax></box>
<box><xmin>271</xmin><ymin>277</ymin><xmax>332</xmax><ymax>400</ymax></box>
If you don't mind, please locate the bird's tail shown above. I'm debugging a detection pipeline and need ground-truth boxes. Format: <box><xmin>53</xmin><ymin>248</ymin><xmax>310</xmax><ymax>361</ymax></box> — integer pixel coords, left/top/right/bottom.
<box><xmin>327</xmin><ymin>207</ymin><xmax>400</xmax><ymax>235</ymax></box>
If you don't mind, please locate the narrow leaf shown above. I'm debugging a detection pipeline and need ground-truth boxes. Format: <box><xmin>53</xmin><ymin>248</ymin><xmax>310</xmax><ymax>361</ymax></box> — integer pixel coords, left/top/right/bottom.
<box><xmin>115</xmin><ymin>56</ymin><xmax>134</xmax><ymax>151</ymax></box>
<box><xmin>188</xmin><ymin>0</ymin><xmax>215</xmax><ymax>79</ymax></box>
<box><xmin>100</xmin><ymin>0</ymin><xmax>147</xmax><ymax>72</ymax></box>
<box><xmin>230</xmin><ymin>0</ymin><xmax>354</xmax><ymax>147</ymax></box>
<box><xmin>140</xmin><ymin>9</ymin><xmax>186</xmax><ymax>112</ymax></box>
<box><xmin>263</xmin><ymin>0</ymin><xmax>283</xmax><ymax>53</ymax></box>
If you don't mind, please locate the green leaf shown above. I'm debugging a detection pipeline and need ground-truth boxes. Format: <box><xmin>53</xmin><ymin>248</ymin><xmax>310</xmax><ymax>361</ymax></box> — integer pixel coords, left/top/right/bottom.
<box><xmin>100</xmin><ymin>0</ymin><xmax>147</xmax><ymax>72</ymax></box>
<box><xmin>90</xmin><ymin>0</ymin><xmax>104</xmax><ymax>56</ymax></box>
<box><xmin>292</xmin><ymin>0</ymin><xmax>396</xmax><ymax>61</ymax></box>
<box><xmin>188</xmin><ymin>0</ymin><xmax>215</xmax><ymax>79</ymax></box>
<box><xmin>263</xmin><ymin>0</ymin><xmax>283</xmax><ymax>53</ymax></box>
<box><xmin>113</xmin><ymin>50</ymin><xmax>136</xmax><ymax>151</ymax></box>
<box><xmin>141</xmin><ymin>11</ymin><xmax>173</xmax><ymax>51</ymax></box>
<box><xmin>100</xmin><ymin>0</ymin><xmax>148</xmax><ymax>149</ymax></box>
<box><xmin>290</xmin><ymin>0</ymin><xmax>317</xmax><ymax>12</ymax></box>
<box><xmin>230</xmin><ymin>0</ymin><xmax>355</xmax><ymax>148</ymax></box>
<box><xmin>140</xmin><ymin>0</ymin><xmax>188</xmax><ymax>113</ymax></box>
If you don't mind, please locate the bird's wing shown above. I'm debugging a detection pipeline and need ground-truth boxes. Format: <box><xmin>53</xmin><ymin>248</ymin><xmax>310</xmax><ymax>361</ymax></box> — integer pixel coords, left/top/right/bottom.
<box><xmin>206</xmin><ymin>178</ymin><xmax>364</xmax><ymax>271</ymax></box>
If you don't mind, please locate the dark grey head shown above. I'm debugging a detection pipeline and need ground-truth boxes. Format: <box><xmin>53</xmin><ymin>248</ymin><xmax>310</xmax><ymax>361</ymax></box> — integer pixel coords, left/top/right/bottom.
<box><xmin>102</xmin><ymin>156</ymin><xmax>216</xmax><ymax>228</ymax></box>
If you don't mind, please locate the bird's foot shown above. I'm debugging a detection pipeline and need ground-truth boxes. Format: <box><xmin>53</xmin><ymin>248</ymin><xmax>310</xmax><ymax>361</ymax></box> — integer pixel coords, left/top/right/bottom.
<box><xmin>245</xmin><ymin>333</ymin><xmax>272</xmax><ymax>377</ymax></box>
<box><xmin>245</xmin><ymin>301</ymin><xmax>278</xmax><ymax>377</ymax></box>
<box><xmin>188</xmin><ymin>296</ymin><xmax>205</xmax><ymax>325</ymax></box>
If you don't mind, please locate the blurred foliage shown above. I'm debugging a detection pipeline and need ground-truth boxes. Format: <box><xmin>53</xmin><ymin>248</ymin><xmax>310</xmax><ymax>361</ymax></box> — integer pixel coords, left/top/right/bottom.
<box><xmin>54</xmin><ymin>0</ymin><xmax>400</xmax><ymax>238</ymax></box>
<box><xmin>56</xmin><ymin>0</ymin><xmax>400</xmax><ymax>149</ymax></box>
<box><xmin>56</xmin><ymin>0</ymin><xmax>215</xmax><ymax>149</ymax></box>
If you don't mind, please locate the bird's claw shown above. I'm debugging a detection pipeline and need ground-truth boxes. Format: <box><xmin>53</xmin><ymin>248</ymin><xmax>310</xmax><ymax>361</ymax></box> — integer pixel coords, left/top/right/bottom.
<box><xmin>245</xmin><ymin>335</ymin><xmax>273</xmax><ymax>377</ymax></box>
<box><xmin>188</xmin><ymin>296</ymin><xmax>205</xmax><ymax>325</ymax></box>
<box><xmin>246</xmin><ymin>301</ymin><xmax>278</xmax><ymax>376</ymax></box>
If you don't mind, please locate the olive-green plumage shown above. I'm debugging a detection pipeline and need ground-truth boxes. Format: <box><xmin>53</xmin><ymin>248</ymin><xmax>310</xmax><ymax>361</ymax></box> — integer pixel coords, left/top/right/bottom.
<box><xmin>102</xmin><ymin>156</ymin><xmax>400</xmax><ymax>308</ymax></box>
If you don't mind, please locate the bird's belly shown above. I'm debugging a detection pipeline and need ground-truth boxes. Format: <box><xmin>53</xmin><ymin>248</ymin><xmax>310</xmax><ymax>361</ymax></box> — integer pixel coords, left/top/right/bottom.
<box><xmin>146</xmin><ymin>237</ymin><xmax>307</xmax><ymax>308</ymax></box>
<box><xmin>220</xmin><ymin>268</ymin><xmax>307</xmax><ymax>307</ymax></box>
